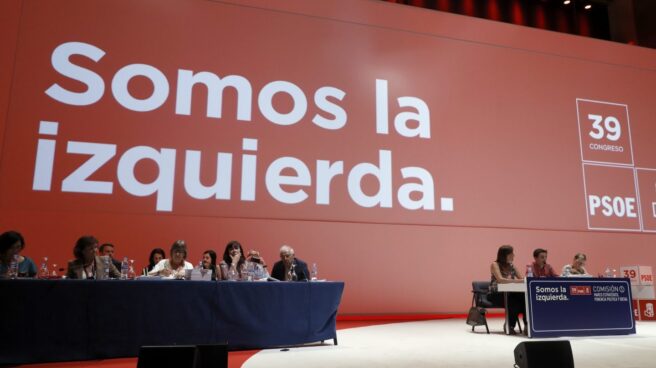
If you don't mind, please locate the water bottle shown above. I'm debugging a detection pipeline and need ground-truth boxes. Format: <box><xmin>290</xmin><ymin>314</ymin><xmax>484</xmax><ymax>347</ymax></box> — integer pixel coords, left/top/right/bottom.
<box><xmin>199</xmin><ymin>259</ymin><xmax>210</xmax><ymax>278</ymax></box>
<box><xmin>254</xmin><ymin>263</ymin><xmax>265</xmax><ymax>280</ymax></box>
<box><xmin>120</xmin><ymin>257</ymin><xmax>129</xmax><ymax>280</ymax></box>
<box><xmin>311</xmin><ymin>263</ymin><xmax>318</xmax><ymax>281</ymax></box>
<box><xmin>8</xmin><ymin>254</ymin><xmax>19</xmax><ymax>279</ymax></box>
<box><xmin>103</xmin><ymin>256</ymin><xmax>110</xmax><ymax>280</ymax></box>
<box><xmin>526</xmin><ymin>265</ymin><xmax>533</xmax><ymax>278</ymax></box>
<box><xmin>40</xmin><ymin>257</ymin><xmax>49</xmax><ymax>279</ymax></box>
<box><xmin>127</xmin><ymin>259</ymin><xmax>136</xmax><ymax>279</ymax></box>
<box><xmin>564</xmin><ymin>267</ymin><xmax>571</xmax><ymax>277</ymax></box>
<box><xmin>604</xmin><ymin>267</ymin><xmax>612</xmax><ymax>278</ymax></box>
<box><xmin>291</xmin><ymin>263</ymin><xmax>298</xmax><ymax>281</ymax></box>
<box><xmin>245</xmin><ymin>261</ymin><xmax>255</xmax><ymax>281</ymax></box>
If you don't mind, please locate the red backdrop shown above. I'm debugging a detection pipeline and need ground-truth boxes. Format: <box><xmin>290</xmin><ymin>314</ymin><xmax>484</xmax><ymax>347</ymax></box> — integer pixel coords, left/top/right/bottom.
<box><xmin>1</xmin><ymin>0</ymin><xmax>655</xmax><ymax>314</ymax></box>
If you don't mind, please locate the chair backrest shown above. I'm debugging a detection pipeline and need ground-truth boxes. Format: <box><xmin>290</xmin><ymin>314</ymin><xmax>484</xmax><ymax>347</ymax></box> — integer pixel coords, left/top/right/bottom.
<box><xmin>472</xmin><ymin>280</ymin><xmax>503</xmax><ymax>309</ymax></box>
<box><xmin>472</xmin><ymin>281</ymin><xmax>490</xmax><ymax>294</ymax></box>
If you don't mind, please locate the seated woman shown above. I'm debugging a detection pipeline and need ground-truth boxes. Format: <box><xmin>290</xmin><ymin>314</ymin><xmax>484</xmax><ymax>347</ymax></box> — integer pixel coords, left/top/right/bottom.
<box><xmin>201</xmin><ymin>250</ymin><xmax>218</xmax><ymax>280</ymax></box>
<box><xmin>0</xmin><ymin>231</ymin><xmax>37</xmax><ymax>278</ymax></box>
<box><xmin>148</xmin><ymin>240</ymin><xmax>193</xmax><ymax>279</ymax></box>
<box><xmin>561</xmin><ymin>253</ymin><xmax>590</xmax><ymax>276</ymax></box>
<box><xmin>488</xmin><ymin>244</ymin><xmax>527</xmax><ymax>335</ymax></box>
<box><xmin>217</xmin><ymin>241</ymin><xmax>268</xmax><ymax>280</ymax></box>
<box><xmin>142</xmin><ymin>248</ymin><xmax>166</xmax><ymax>275</ymax></box>
<box><xmin>66</xmin><ymin>236</ymin><xmax>121</xmax><ymax>279</ymax></box>
<box><xmin>218</xmin><ymin>241</ymin><xmax>246</xmax><ymax>280</ymax></box>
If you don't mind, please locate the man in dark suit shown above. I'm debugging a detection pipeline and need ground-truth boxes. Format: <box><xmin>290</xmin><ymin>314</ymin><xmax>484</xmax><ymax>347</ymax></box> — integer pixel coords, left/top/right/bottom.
<box><xmin>99</xmin><ymin>243</ymin><xmax>122</xmax><ymax>271</ymax></box>
<box><xmin>271</xmin><ymin>245</ymin><xmax>309</xmax><ymax>281</ymax></box>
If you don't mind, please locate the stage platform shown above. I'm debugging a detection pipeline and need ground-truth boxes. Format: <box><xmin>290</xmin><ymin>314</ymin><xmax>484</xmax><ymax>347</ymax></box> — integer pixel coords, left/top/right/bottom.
<box><xmin>22</xmin><ymin>318</ymin><xmax>656</xmax><ymax>368</ymax></box>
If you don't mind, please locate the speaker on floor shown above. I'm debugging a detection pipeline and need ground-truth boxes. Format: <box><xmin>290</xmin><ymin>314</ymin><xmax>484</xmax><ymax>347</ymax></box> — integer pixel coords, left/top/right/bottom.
<box><xmin>137</xmin><ymin>344</ymin><xmax>227</xmax><ymax>368</ymax></box>
<box><xmin>195</xmin><ymin>344</ymin><xmax>228</xmax><ymax>368</ymax></box>
<box><xmin>137</xmin><ymin>345</ymin><xmax>198</xmax><ymax>368</ymax></box>
<box><xmin>514</xmin><ymin>341</ymin><xmax>574</xmax><ymax>368</ymax></box>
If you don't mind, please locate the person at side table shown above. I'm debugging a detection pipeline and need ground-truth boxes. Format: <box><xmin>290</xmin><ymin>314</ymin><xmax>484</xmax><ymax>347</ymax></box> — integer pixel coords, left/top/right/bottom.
<box><xmin>148</xmin><ymin>240</ymin><xmax>193</xmax><ymax>279</ymax></box>
<box><xmin>489</xmin><ymin>244</ymin><xmax>526</xmax><ymax>335</ymax></box>
<box><xmin>271</xmin><ymin>245</ymin><xmax>309</xmax><ymax>281</ymax></box>
<box><xmin>0</xmin><ymin>231</ymin><xmax>37</xmax><ymax>278</ymax></box>
<box><xmin>561</xmin><ymin>253</ymin><xmax>590</xmax><ymax>277</ymax></box>
<box><xmin>530</xmin><ymin>248</ymin><xmax>558</xmax><ymax>278</ymax></box>
<box><xmin>66</xmin><ymin>236</ymin><xmax>120</xmax><ymax>279</ymax></box>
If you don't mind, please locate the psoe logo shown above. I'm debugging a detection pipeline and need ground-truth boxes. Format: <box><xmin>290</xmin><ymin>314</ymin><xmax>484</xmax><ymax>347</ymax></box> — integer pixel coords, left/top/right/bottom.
<box><xmin>570</xmin><ymin>286</ymin><xmax>592</xmax><ymax>295</ymax></box>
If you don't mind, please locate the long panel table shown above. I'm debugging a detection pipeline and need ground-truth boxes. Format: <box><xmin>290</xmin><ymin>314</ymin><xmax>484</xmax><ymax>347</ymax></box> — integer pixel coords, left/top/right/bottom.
<box><xmin>0</xmin><ymin>279</ymin><xmax>344</xmax><ymax>365</ymax></box>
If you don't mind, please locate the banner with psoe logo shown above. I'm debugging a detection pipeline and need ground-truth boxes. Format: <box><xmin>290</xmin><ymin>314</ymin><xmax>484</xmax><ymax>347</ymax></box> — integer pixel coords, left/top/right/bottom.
<box><xmin>577</xmin><ymin>99</ymin><xmax>656</xmax><ymax>232</ymax></box>
<box><xmin>2</xmin><ymin>0</ymin><xmax>656</xmax><ymax>314</ymax></box>
<box><xmin>526</xmin><ymin>278</ymin><xmax>635</xmax><ymax>338</ymax></box>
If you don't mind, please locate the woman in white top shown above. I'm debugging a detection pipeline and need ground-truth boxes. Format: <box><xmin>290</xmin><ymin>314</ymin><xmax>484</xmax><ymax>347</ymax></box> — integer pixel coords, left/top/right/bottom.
<box><xmin>148</xmin><ymin>240</ymin><xmax>193</xmax><ymax>279</ymax></box>
<box><xmin>561</xmin><ymin>253</ymin><xmax>589</xmax><ymax>276</ymax></box>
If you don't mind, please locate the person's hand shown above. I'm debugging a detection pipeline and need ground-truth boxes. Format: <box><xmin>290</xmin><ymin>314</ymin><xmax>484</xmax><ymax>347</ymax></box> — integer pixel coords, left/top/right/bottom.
<box><xmin>230</xmin><ymin>252</ymin><xmax>241</xmax><ymax>266</ymax></box>
<box><xmin>159</xmin><ymin>268</ymin><xmax>172</xmax><ymax>277</ymax></box>
<box><xmin>247</xmin><ymin>250</ymin><xmax>265</xmax><ymax>266</ymax></box>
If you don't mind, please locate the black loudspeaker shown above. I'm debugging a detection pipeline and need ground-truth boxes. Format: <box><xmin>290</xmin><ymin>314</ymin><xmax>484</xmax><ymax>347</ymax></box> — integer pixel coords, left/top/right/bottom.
<box><xmin>137</xmin><ymin>344</ymin><xmax>227</xmax><ymax>368</ymax></box>
<box><xmin>514</xmin><ymin>341</ymin><xmax>574</xmax><ymax>368</ymax></box>
<box><xmin>196</xmin><ymin>344</ymin><xmax>228</xmax><ymax>368</ymax></box>
<box><xmin>137</xmin><ymin>345</ymin><xmax>198</xmax><ymax>368</ymax></box>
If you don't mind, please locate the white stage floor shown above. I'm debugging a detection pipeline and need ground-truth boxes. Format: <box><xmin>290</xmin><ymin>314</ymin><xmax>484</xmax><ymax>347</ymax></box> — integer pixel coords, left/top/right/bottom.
<box><xmin>244</xmin><ymin>319</ymin><xmax>656</xmax><ymax>368</ymax></box>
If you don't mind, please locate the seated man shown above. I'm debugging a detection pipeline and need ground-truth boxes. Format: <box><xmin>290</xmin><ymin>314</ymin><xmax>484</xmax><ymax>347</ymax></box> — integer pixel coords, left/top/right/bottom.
<box><xmin>99</xmin><ymin>243</ymin><xmax>122</xmax><ymax>271</ymax></box>
<box><xmin>530</xmin><ymin>248</ymin><xmax>558</xmax><ymax>278</ymax></box>
<box><xmin>271</xmin><ymin>245</ymin><xmax>309</xmax><ymax>281</ymax></box>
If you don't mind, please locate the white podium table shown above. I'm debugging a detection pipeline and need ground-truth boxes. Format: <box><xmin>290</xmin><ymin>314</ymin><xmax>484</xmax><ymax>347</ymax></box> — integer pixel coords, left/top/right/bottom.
<box><xmin>497</xmin><ymin>282</ymin><xmax>525</xmax><ymax>293</ymax></box>
<box><xmin>497</xmin><ymin>281</ymin><xmax>526</xmax><ymax>334</ymax></box>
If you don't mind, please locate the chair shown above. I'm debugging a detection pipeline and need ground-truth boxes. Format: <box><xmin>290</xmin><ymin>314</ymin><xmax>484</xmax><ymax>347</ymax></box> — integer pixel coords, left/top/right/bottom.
<box><xmin>468</xmin><ymin>281</ymin><xmax>522</xmax><ymax>334</ymax></box>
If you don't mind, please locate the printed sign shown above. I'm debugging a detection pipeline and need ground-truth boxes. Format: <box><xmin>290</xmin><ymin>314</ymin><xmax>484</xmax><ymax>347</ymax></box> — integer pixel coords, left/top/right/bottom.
<box><xmin>620</xmin><ymin>266</ymin><xmax>654</xmax><ymax>286</ymax></box>
<box><xmin>527</xmin><ymin>278</ymin><xmax>635</xmax><ymax>338</ymax></box>
<box><xmin>638</xmin><ymin>300</ymin><xmax>656</xmax><ymax>321</ymax></box>
<box><xmin>576</xmin><ymin>99</ymin><xmax>633</xmax><ymax>166</ymax></box>
<box><xmin>582</xmin><ymin>164</ymin><xmax>640</xmax><ymax>231</ymax></box>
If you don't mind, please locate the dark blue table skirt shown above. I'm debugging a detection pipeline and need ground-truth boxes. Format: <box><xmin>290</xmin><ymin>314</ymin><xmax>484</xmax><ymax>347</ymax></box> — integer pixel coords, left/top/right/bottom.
<box><xmin>0</xmin><ymin>279</ymin><xmax>344</xmax><ymax>364</ymax></box>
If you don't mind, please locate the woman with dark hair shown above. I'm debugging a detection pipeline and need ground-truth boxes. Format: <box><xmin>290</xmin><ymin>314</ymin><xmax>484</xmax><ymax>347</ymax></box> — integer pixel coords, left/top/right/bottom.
<box><xmin>218</xmin><ymin>241</ymin><xmax>268</xmax><ymax>280</ymax></box>
<box><xmin>0</xmin><ymin>231</ymin><xmax>37</xmax><ymax>278</ymax></box>
<box><xmin>142</xmin><ymin>248</ymin><xmax>166</xmax><ymax>275</ymax></box>
<box><xmin>66</xmin><ymin>235</ymin><xmax>120</xmax><ymax>279</ymax></box>
<box><xmin>201</xmin><ymin>250</ymin><xmax>218</xmax><ymax>280</ymax></box>
<box><xmin>219</xmin><ymin>241</ymin><xmax>246</xmax><ymax>280</ymax></box>
<box><xmin>488</xmin><ymin>244</ymin><xmax>526</xmax><ymax>335</ymax></box>
<box><xmin>148</xmin><ymin>240</ymin><xmax>193</xmax><ymax>279</ymax></box>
